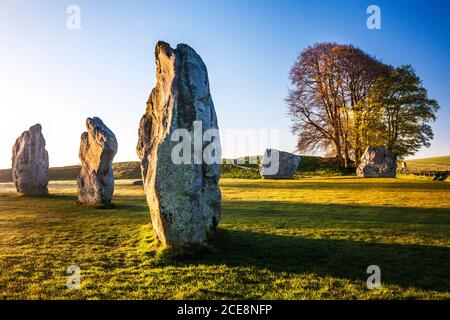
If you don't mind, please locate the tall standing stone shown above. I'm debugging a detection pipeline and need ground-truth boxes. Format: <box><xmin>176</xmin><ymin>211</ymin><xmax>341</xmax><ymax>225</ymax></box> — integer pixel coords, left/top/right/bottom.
<box><xmin>77</xmin><ymin>117</ymin><xmax>118</xmax><ymax>206</ymax></box>
<box><xmin>12</xmin><ymin>124</ymin><xmax>49</xmax><ymax>195</ymax></box>
<box><xmin>357</xmin><ymin>146</ymin><xmax>397</xmax><ymax>178</ymax></box>
<box><xmin>137</xmin><ymin>41</ymin><xmax>221</xmax><ymax>247</ymax></box>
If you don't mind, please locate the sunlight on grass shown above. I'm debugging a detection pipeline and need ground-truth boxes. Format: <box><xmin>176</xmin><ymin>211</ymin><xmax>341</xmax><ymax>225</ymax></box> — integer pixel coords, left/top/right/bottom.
<box><xmin>0</xmin><ymin>176</ymin><xmax>449</xmax><ymax>299</ymax></box>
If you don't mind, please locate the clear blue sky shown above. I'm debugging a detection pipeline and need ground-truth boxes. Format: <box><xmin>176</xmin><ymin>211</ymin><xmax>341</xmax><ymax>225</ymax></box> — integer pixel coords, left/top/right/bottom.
<box><xmin>0</xmin><ymin>0</ymin><xmax>449</xmax><ymax>168</ymax></box>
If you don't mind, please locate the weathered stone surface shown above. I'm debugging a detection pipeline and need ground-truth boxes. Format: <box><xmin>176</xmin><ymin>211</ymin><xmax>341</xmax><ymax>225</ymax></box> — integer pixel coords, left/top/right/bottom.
<box><xmin>260</xmin><ymin>149</ymin><xmax>300</xmax><ymax>179</ymax></box>
<box><xmin>12</xmin><ymin>124</ymin><xmax>49</xmax><ymax>195</ymax></box>
<box><xmin>357</xmin><ymin>146</ymin><xmax>397</xmax><ymax>178</ymax></box>
<box><xmin>77</xmin><ymin>117</ymin><xmax>118</xmax><ymax>206</ymax></box>
<box><xmin>137</xmin><ymin>41</ymin><xmax>221</xmax><ymax>247</ymax></box>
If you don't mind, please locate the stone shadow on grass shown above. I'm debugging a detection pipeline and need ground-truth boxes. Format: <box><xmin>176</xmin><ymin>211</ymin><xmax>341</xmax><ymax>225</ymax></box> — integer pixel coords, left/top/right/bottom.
<box><xmin>222</xmin><ymin>200</ymin><xmax>450</xmax><ymax>228</ymax></box>
<box><xmin>17</xmin><ymin>193</ymin><xmax>147</xmax><ymax>214</ymax></box>
<box><xmin>223</xmin><ymin>181</ymin><xmax>449</xmax><ymax>192</ymax></box>
<box><xmin>26</xmin><ymin>193</ymin><xmax>76</xmax><ymax>201</ymax></box>
<box><xmin>172</xmin><ymin>228</ymin><xmax>450</xmax><ymax>293</ymax></box>
<box><xmin>160</xmin><ymin>199</ymin><xmax>450</xmax><ymax>293</ymax></box>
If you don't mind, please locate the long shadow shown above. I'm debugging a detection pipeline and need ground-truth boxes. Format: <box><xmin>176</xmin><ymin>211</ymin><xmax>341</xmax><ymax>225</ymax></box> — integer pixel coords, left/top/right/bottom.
<box><xmin>112</xmin><ymin>202</ymin><xmax>148</xmax><ymax>213</ymax></box>
<box><xmin>0</xmin><ymin>193</ymin><xmax>78</xmax><ymax>202</ymax></box>
<box><xmin>223</xmin><ymin>181</ymin><xmax>450</xmax><ymax>192</ymax></box>
<box><xmin>11</xmin><ymin>193</ymin><xmax>148</xmax><ymax>214</ymax></box>
<box><xmin>222</xmin><ymin>200</ymin><xmax>450</xmax><ymax>226</ymax></box>
<box><xmin>168</xmin><ymin>199</ymin><xmax>450</xmax><ymax>292</ymax></box>
<box><xmin>44</xmin><ymin>194</ymin><xmax>78</xmax><ymax>201</ymax></box>
<box><xmin>177</xmin><ymin>228</ymin><xmax>450</xmax><ymax>292</ymax></box>
<box><xmin>4</xmin><ymin>191</ymin><xmax>449</xmax><ymax>292</ymax></box>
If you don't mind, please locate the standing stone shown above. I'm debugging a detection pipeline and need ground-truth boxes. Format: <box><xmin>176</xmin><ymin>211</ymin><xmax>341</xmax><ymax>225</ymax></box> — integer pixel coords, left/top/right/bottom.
<box><xmin>12</xmin><ymin>124</ymin><xmax>49</xmax><ymax>195</ymax></box>
<box><xmin>77</xmin><ymin>117</ymin><xmax>118</xmax><ymax>206</ymax></box>
<box><xmin>357</xmin><ymin>146</ymin><xmax>397</xmax><ymax>178</ymax></box>
<box><xmin>137</xmin><ymin>41</ymin><xmax>221</xmax><ymax>247</ymax></box>
<box><xmin>260</xmin><ymin>149</ymin><xmax>300</xmax><ymax>179</ymax></box>
<box><xmin>401</xmin><ymin>161</ymin><xmax>408</xmax><ymax>171</ymax></box>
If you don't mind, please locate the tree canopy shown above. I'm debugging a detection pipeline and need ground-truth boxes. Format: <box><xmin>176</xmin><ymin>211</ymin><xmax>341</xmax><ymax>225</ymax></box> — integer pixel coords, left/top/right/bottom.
<box><xmin>287</xmin><ymin>43</ymin><xmax>439</xmax><ymax>167</ymax></box>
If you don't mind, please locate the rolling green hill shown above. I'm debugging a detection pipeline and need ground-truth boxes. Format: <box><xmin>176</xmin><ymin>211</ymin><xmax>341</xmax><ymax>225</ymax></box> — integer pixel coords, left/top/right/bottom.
<box><xmin>226</xmin><ymin>155</ymin><xmax>344</xmax><ymax>176</ymax></box>
<box><xmin>405</xmin><ymin>155</ymin><xmax>450</xmax><ymax>171</ymax></box>
<box><xmin>0</xmin><ymin>161</ymin><xmax>261</xmax><ymax>182</ymax></box>
<box><xmin>0</xmin><ymin>162</ymin><xmax>142</xmax><ymax>183</ymax></box>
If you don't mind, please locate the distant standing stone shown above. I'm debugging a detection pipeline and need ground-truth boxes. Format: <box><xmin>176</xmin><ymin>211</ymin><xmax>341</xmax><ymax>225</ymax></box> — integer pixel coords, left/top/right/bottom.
<box><xmin>357</xmin><ymin>146</ymin><xmax>397</xmax><ymax>178</ymax></box>
<box><xmin>12</xmin><ymin>124</ymin><xmax>49</xmax><ymax>195</ymax></box>
<box><xmin>260</xmin><ymin>149</ymin><xmax>300</xmax><ymax>179</ymax></box>
<box><xmin>137</xmin><ymin>41</ymin><xmax>221</xmax><ymax>247</ymax></box>
<box><xmin>77</xmin><ymin>117</ymin><xmax>118</xmax><ymax>206</ymax></box>
<box><xmin>402</xmin><ymin>161</ymin><xmax>408</xmax><ymax>170</ymax></box>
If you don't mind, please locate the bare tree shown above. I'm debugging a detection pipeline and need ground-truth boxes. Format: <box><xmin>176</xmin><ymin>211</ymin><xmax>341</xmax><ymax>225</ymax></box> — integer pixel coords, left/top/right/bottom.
<box><xmin>334</xmin><ymin>45</ymin><xmax>388</xmax><ymax>166</ymax></box>
<box><xmin>287</xmin><ymin>43</ymin><xmax>387</xmax><ymax>168</ymax></box>
<box><xmin>287</xmin><ymin>43</ymin><xmax>344</xmax><ymax>165</ymax></box>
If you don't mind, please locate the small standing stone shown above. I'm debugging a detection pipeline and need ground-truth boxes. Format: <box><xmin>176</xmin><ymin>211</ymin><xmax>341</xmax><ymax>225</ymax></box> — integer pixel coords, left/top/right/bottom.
<box><xmin>77</xmin><ymin>117</ymin><xmax>118</xmax><ymax>206</ymax></box>
<box><xmin>12</xmin><ymin>124</ymin><xmax>49</xmax><ymax>195</ymax></box>
<box><xmin>260</xmin><ymin>149</ymin><xmax>300</xmax><ymax>179</ymax></box>
<box><xmin>357</xmin><ymin>146</ymin><xmax>397</xmax><ymax>178</ymax></box>
<box><xmin>402</xmin><ymin>161</ymin><xmax>408</xmax><ymax>171</ymax></box>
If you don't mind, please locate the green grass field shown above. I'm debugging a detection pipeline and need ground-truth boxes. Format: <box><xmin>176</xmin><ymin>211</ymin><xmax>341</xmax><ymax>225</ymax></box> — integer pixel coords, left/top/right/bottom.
<box><xmin>0</xmin><ymin>176</ymin><xmax>449</xmax><ymax>299</ymax></box>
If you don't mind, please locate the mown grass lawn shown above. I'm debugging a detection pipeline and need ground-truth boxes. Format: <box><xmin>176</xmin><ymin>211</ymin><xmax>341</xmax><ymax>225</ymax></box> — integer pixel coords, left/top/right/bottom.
<box><xmin>0</xmin><ymin>177</ymin><xmax>449</xmax><ymax>299</ymax></box>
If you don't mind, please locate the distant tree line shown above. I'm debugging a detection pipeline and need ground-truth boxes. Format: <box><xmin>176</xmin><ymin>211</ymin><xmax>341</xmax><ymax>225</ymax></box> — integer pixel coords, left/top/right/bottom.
<box><xmin>287</xmin><ymin>43</ymin><xmax>439</xmax><ymax>168</ymax></box>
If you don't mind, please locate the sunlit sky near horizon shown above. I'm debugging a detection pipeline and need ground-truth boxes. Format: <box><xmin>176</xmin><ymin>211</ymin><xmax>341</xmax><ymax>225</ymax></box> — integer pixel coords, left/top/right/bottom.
<box><xmin>0</xmin><ymin>0</ymin><xmax>449</xmax><ymax>169</ymax></box>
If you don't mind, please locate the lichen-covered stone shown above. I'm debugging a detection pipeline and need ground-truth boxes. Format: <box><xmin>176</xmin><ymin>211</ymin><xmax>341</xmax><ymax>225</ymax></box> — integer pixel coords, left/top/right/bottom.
<box><xmin>137</xmin><ymin>41</ymin><xmax>221</xmax><ymax>247</ymax></box>
<box><xmin>12</xmin><ymin>124</ymin><xmax>49</xmax><ymax>195</ymax></box>
<box><xmin>260</xmin><ymin>149</ymin><xmax>300</xmax><ymax>179</ymax></box>
<box><xmin>77</xmin><ymin>117</ymin><xmax>118</xmax><ymax>206</ymax></box>
<box><xmin>357</xmin><ymin>146</ymin><xmax>397</xmax><ymax>178</ymax></box>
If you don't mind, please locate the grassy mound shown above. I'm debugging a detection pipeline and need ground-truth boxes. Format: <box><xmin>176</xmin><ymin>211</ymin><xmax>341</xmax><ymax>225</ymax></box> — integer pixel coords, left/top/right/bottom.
<box><xmin>405</xmin><ymin>156</ymin><xmax>450</xmax><ymax>172</ymax></box>
<box><xmin>221</xmin><ymin>163</ymin><xmax>260</xmax><ymax>179</ymax></box>
<box><xmin>0</xmin><ymin>162</ymin><xmax>142</xmax><ymax>183</ymax></box>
